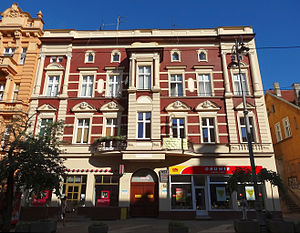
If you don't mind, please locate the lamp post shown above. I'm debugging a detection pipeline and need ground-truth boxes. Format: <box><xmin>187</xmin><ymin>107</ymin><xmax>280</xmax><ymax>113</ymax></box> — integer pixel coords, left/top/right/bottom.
<box><xmin>228</xmin><ymin>39</ymin><xmax>263</xmax><ymax>224</ymax></box>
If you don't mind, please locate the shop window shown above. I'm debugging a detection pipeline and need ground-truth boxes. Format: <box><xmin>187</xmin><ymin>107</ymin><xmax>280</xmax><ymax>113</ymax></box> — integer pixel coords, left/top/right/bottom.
<box><xmin>171</xmin><ymin>175</ymin><xmax>191</xmax><ymax>183</ymax></box>
<box><xmin>236</xmin><ymin>184</ymin><xmax>265</xmax><ymax>209</ymax></box>
<box><xmin>210</xmin><ymin>184</ymin><xmax>232</xmax><ymax>209</ymax></box>
<box><xmin>171</xmin><ymin>184</ymin><xmax>193</xmax><ymax>209</ymax></box>
<box><xmin>193</xmin><ymin>175</ymin><xmax>206</xmax><ymax>186</ymax></box>
<box><xmin>95</xmin><ymin>175</ymin><xmax>119</xmax><ymax>207</ymax></box>
<box><xmin>62</xmin><ymin>175</ymin><xmax>87</xmax><ymax>203</ymax></box>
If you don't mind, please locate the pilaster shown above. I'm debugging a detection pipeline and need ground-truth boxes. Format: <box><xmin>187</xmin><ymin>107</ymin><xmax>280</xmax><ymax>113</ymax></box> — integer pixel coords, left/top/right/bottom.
<box><xmin>249</xmin><ymin>51</ymin><xmax>263</xmax><ymax>97</ymax></box>
<box><xmin>33</xmin><ymin>54</ymin><xmax>45</xmax><ymax>97</ymax></box>
<box><xmin>221</xmin><ymin>52</ymin><xmax>232</xmax><ymax>97</ymax></box>
<box><xmin>61</xmin><ymin>53</ymin><xmax>72</xmax><ymax>97</ymax></box>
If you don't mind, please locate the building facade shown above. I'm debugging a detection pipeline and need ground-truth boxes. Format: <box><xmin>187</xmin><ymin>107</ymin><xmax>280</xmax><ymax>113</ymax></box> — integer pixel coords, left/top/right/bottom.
<box><xmin>265</xmin><ymin>83</ymin><xmax>300</xmax><ymax>207</ymax></box>
<box><xmin>28</xmin><ymin>27</ymin><xmax>280</xmax><ymax>219</ymax></box>
<box><xmin>0</xmin><ymin>3</ymin><xmax>43</xmax><ymax>145</ymax></box>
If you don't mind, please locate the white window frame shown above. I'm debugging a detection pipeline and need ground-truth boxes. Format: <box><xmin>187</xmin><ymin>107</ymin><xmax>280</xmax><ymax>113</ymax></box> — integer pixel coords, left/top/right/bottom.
<box><xmin>79</xmin><ymin>73</ymin><xmax>95</xmax><ymax>97</ymax></box>
<box><xmin>111</xmin><ymin>50</ymin><xmax>121</xmax><ymax>63</ymax></box>
<box><xmin>107</xmin><ymin>74</ymin><xmax>122</xmax><ymax>98</ymax></box>
<box><xmin>137</xmin><ymin>112</ymin><xmax>151</xmax><ymax>139</ymax></box>
<box><xmin>85</xmin><ymin>50</ymin><xmax>95</xmax><ymax>63</ymax></box>
<box><xmin>171</xmin><ymin>118</ymin><xmax>185</xmax><ymax>139</ymax></box>
<box><xmin>137</xmin><ymin>64</ymin><xmax>152</xmax><ymax>90</ymax></box>
<box><xmin>36</xmin><ymin>113</ymin><xmax>56</xmax><ymax>136</ymax></box>
<box><xmin>19</xmin><ymin>48</ymin><xmax>27</xmax><ymax>65</ymax></box>
<box><xmin>198</xmin><ymin>73</ymin><xmax>213</xmax><ymax>97</ymax></box>
<box><xmin>0</xmin><ymin>83</ymin><xmax>5</xmax><ymax>100</ymax></box>
<box><xmin>232</xmin><ymin>72</ymin><xmax>250</xmax><ymax>96</ymax></box>
<box><xmin>282</xmin><ymin>117</ymin><xmax>292</xmax><ymax>138</ymax></box>
<box><xmin>197</xmin><ymin>49</ymin><xmax>208</xmax><ymax>62</ymax></box>
<box><xmin>45</xmin><ymin>75</ymin><xmax>60</xmax><ymax>97</ymax></box>
<box><xmin>201</xmin><ymin>117</ymin><xmax>216</xmax><ymax>143</ymax></box>
<box><xmin>39</xmin><ymin>118</ymin><xmax>53</xmax><ymax>136</ymax></box>
<box><xmin>237</xmin><ymin>113</ymin><xmax>258</xmax><ymax>143</ymax></box>
<box><xmin>171</xmin><ymin>49</ymin><xmax>181</xmax><ymax>62</ymax></box>
<box><xmin>75</xmin><ymin>118</ymin><xmax>91</xmax><ymax>144</ymax></box>
<box><xmin>274</xmin><ymin>122</ymin><xmax>283</xmax><ymax>142</ymax></box>
<box><xmin>3</xmin><ymin>47</ymin><xmax>15</xmax><ymax>57</ymax></box>
<box><xmin>169</xmin><ymin>74</ymin><xmax>184</xmax><ymax>97</ymax></box>
<box><xmin>43</xmin><ymin>70</ymin><xmax>63</xmax><ymax>97</ymax></box>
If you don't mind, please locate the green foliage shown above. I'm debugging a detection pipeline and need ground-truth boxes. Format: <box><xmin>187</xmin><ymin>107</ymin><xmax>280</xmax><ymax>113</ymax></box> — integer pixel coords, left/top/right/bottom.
<box><xmin>227</xmin><ymin>167</ymin><xmax>284</xmax><ymax>192</ymax></box>
<box><xmin>0</xmin><ymin>117</ymin><xmax>66</xmax><ymax>198</ymax></box>
<box><xmin>93</xmin><ymin>135</ymin><xmax>127</xmax><ymax>144</ymax></box>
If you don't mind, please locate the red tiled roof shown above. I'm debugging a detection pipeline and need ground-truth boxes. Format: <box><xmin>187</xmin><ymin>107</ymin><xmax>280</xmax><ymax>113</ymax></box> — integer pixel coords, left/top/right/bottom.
<box><xmin>266</xmin><ymin>90</ymin><xmax>295</xmax><ymax>104</ymax></box>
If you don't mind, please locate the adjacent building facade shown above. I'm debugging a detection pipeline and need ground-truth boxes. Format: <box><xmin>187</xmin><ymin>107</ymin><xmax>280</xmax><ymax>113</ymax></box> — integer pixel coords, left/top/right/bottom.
<box><xmin>27</xmin><ymin>26</ymin><xmax>281</xmax><ymax>219</ymax></box>
<box><xmin>265</xmin><ymin>83</ymin><xmax>300</xmax><ymax>207</ymax></box>
<box><xmin>0</xmin><ymin>3</ymin><xmax>43</xmax><ymax>147</ymax></box>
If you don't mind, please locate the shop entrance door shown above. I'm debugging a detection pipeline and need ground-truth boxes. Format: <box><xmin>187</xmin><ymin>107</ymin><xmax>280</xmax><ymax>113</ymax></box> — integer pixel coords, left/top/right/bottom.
<box><xmin>194</xmin><ymin>186</ymin><xmax>207</xmax><ymax>216</ymax></box>
<box><xmin>130</xmin><ymin>169</ymin><xmax>158</xmax><ymax>217</ymax></box>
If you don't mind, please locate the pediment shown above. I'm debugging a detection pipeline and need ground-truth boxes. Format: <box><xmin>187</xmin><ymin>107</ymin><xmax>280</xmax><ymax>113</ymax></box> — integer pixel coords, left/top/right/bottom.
<box><xmin>72</xmin><ymin>102</ymin><xmax>97</xmax><ymax>112</ymax></box>
<box><xmin>37</xmin><ymin>104</ymin><xmax>57</xmax><ymax>112</ymax></box>
<box><xmin>165</xmin><ymin>101</ymin><xmax>190</xmax><ymax>112</ymax></box>
<box><xmin>137</xmin><ymin>95</ymin><xmax>152</xmax><ymax>104</ymax></box>
<box><xmin>235</xmin><ymin>102</ymin><xmax>255</xmax><ymax>110</ymax></box>
<box><xmin>1</xmin><ymin>3</ymin><xmax>30</xmax><ymax>19</ymax></box>
<box><xmin>45</xmin><ymin>63</ymin><xmax>64</xmax><ymax>71</ymax></box>
<box><xmin>100</xmin><ymin>101</ymin><xmax>124</xmax><ymax>112</ymax></box>
<box><xmin>195</xmin><ymin>100</ymin><xmax>220</xmax><ymax>111</ymax></box>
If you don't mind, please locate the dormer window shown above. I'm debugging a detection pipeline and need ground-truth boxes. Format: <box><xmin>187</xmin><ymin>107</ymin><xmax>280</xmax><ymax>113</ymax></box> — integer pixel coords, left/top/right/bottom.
<box><xmin>111</xmin><ymin>50</ymin><xmax>121</xmax><ymax>63</ymax></box>
<box><xmin>85</xmin><ymin>51</ymin><xmax>95</xmax><ymax>63</ymax></box>
<box><xmin>197</xmin><ymin>49</ymin><xmax>208</xmax><ymax>62</ymax></box>
<box><xmin>171</xmin><ymin>50</ymin><xmax>181</xmax><ymax>62</ymax></box>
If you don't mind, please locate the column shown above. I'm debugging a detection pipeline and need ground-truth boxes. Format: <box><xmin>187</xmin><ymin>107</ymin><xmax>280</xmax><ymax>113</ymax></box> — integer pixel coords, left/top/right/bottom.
<box><xmin>85</xmin><ymin>173</ymin><xmax>95</xmax><ymax>207</ymax></box>
<box><xmin>3</xmin><ymin>77</ymin><xmax>12</xmax><ymax>101</ymax></box>
<box><xmin>128</xmin><ymin>54</ymin><xmax>136</xmax><ymax>90</ymax></box>
<box><xmin>248</xmin><ymin>52</ymin><xmax>262</xmax><ymax>97</ymax></box>
<box><xmin>61</xmin><ymin>53</ymin><xmax>72</xmax><ymax>97</ymax></box>
<box><xmin>221</xmin><ymin>52</ymin><xmax>232</xmax><ymax>96</ymax></box>
<box><xmin>153</xmin><ymin>53</ymin><xmax>160</xmax><ymax>89</ymax></box>
<box><xmin>33</xmin><ymin>54</ymin><xmax>46</xmax><ymax>96</ymax></box>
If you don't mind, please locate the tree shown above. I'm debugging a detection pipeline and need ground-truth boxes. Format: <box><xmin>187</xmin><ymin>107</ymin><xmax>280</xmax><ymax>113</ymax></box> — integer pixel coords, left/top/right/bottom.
<box><xmin>0</xmin><ymin>116</ymin><xmax>65</xmax><ymax>232</ymax></box>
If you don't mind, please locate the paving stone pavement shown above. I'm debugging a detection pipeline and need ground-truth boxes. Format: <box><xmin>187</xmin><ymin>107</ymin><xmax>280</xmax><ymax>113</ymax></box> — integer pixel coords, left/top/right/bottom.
<box><xmin>56</xmin><ymin>218</ymin><xmax>235</xmax><ymax>233</ymax></box>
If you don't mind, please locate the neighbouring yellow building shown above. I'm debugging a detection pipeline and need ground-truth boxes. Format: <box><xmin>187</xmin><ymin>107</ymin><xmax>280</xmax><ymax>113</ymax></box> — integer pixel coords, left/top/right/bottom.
<box><xmin>265</xmin><ymin>82</ymin><xmax>300</xmax><ymax>209</ymax></box>
<box><xmin>0</xmin><ymin>3</ymin><xmax>43</xmax><ymax>142</ymax></box>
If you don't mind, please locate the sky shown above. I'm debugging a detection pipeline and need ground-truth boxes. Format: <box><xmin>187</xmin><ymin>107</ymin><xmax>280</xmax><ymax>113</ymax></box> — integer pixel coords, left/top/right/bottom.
<box><xmin>1</xmin><ymin>0</ymin><xmax>300</xmax><ymax>91</ymax></box>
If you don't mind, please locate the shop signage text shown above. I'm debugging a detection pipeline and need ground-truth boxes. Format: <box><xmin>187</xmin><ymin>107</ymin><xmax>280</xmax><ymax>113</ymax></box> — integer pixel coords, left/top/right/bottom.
<box><xmin>159</xmin><ymin>170</ymin><xmax>169</xmax><ymax>183</ymax></box>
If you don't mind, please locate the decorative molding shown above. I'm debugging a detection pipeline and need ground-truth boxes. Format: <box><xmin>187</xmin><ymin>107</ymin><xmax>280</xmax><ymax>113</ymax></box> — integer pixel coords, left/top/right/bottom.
<box><xmin>195</xmin><ymin>100</ymin><xmax>221</xmax><ymax>111</ymax></box>
<box><xmin>44</xmin><ymin>63</ymin><xmax>64</xmax><ymax>71</ymax></box>
<box><xmin>100</xmin><ymin>101</ymin><xmax>124</xmax><ymax>112</ymax></box>
<box><xmin>77</xmin><ymin>67</ymin><xmax>98</xmax><ymax>71</ymax></box>
<box><xmin>165</xmin><ymin>101</ymin><xmax>190</xmax><ymax>112</ymax></box>
<box><xmin>104</xmin><ymin>66</ymin><xmax>125</xmax><ymax>71</ymax></box>
<box><xmin>137</xmin><ymin>95</ymin><xmax>152</xmax><ymax>104</ymax></box>
<box><xmin>71</xmin><ymin>102</ymin><xmax>97</xmax><ymax>112</ymax></box>
<box><xmin>165</xmin><ymin>65</ymin><xmax>187</xmax><ymax>70</ymax></box>
<box><xmin>235</xmin><ymin>101</ymin><xmax>255</xmax><ymax>110</ymax></box>
<box><xmin>193</xmin><ymin>65</ymin><xmax>214</xmax><ymax>69</ymax></box>
<box><xmin>37</xmin><ymin>104</ymin><xmax>57</xmax><ymax>112</ymax></box>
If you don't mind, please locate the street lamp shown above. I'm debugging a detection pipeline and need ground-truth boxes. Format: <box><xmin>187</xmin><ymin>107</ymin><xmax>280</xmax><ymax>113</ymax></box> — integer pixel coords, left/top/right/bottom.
<box><xmin>228</xmin><ymin>39</ymin><xmax>263</xmax><ymax>224</ymax></box>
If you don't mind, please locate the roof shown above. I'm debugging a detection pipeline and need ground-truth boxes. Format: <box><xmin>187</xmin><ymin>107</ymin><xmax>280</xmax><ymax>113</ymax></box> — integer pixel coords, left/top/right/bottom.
<box><xmin>266</xmin><ymin>90</ymin><xmax>295</xmax><ymax>104</ymax></box>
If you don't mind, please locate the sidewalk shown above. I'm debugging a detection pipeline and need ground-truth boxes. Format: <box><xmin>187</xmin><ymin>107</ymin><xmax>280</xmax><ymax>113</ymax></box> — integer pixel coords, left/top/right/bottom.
<box><xmin>56</xmin><ymin>218</ymin><xmax>235</xmax><ymax>233</ymax></box>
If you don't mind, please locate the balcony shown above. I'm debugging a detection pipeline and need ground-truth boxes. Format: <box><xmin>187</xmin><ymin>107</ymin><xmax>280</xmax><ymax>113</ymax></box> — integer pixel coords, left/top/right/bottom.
<box><xmin>162</xmin><ymin>138</ymin><xmax>194</xmax><ymax>152</ymax></box>
<box><xmin>91</xmin><ymin>136</ymin><xmax>127</xmax><ymax>154</ymax></box>
<box><xmin>0</xmin><ymin>102</ymin><xmax>28</xmax><ymax>115</ymax></box>
<box><xmin>0</xmin><ymin>56</ymin><xmax>17</xmax><ymax>76</ymax></box>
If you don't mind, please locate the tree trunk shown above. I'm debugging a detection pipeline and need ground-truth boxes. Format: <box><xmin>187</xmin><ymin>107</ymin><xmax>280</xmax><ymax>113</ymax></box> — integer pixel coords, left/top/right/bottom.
<box><xmin>2</xmin><ymin>170</ymin><xmax>14</xmax><ymax>232</ymax></box>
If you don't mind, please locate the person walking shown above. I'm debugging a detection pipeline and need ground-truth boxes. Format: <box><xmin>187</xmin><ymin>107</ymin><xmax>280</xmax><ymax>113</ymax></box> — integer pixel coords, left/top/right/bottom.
<box><xmin>60</xmin><ymin>197</ymin><xmax>67</xmax><ymax>226</ymax></box>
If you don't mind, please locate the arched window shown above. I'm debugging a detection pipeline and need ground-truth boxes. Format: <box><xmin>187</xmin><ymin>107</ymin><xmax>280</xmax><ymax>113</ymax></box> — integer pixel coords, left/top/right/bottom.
<box><xmin>197</xmin><ymin>49</ymin><xmax>208</xmax><ymax>62</ymax></box>
<box><xmin>171</xmin><ymin>50</ymin><xmax>181</xmax><ymax>62</ymax></box>
<box><xmin>111</xmin><ymin>50</ymin><xmax>121</xmax><ymax>63</ymax></box>
<box><xmin>85</xmin><ymin>51</ymin><xmax>95</xmax><ymax>63</ymax></box>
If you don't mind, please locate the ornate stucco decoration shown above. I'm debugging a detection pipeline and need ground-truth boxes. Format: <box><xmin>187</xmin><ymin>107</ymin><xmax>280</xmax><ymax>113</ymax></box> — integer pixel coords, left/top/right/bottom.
<box><xmin>44</xmin><ymin>63</ymin><xmax>65</xmax><ymax>71</ymax></box>
<box><xmin>195</xmin><ymin>100</ymin><xmax>221</xmax><ymax>112</ymax></box>
<box><xmin>235</xmin><ymin>101</ymin><xmax>255</xmax><ymax>111</ymax></box>
<box><xmin>165</xmin><ymin>101</ymin><xmax>190</xmax><ymax>112</ymax></box>
<box><xmin>100</xmin><ymin>101</ymin><xmax>124</xmax><ymax>112</ymax></box>
<box><xmin>137</xmin><ymin>95</ymin><xmax>152</xmax><ymax>104</ymax></box>
<box><xmin>37</xmin><ymin>104</ymin><xmax>57</xmax><ymax>112</ymax></box>
<box><xmin>71</xmin><ymin>102</ymin><xmax>96</xmax><ymax>113</ymax></box>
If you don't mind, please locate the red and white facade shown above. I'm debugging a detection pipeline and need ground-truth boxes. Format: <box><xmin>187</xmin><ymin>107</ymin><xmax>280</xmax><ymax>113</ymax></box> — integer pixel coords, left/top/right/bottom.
<box><xmin>28</xmin><ymin>27</ymin><xmax>280</xmax><ymax>219</ymax></box>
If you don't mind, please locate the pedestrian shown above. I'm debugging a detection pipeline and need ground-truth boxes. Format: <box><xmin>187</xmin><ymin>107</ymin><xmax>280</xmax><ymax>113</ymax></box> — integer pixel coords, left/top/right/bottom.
<box><xmin>241</xmin><ymin>197</ymin><xmax>248</xmax><ymax>220</ymax></box>
<box><xmin>60</xmin><ymin>196</ymin><xmax>67</xmax><ymax>226</ymax></box>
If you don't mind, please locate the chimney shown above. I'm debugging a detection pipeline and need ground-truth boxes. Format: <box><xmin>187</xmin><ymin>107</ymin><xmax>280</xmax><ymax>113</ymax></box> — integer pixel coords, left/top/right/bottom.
<box><xmin>292</xmin><ymin>83</ymin><xmax>300</xmax><ymax>106</ymax></box>
<box><xmin>273</xmin><ymin>82</ymin><xmax>281</xmax><ymax>96</ymax></box>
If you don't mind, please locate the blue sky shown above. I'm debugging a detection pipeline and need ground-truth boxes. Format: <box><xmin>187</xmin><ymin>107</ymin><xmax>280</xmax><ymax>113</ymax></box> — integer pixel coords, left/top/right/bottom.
<box><xmin>2</xmin><ymin>0</ymin><xmax>300</xmax><ymax>91</ymax></box>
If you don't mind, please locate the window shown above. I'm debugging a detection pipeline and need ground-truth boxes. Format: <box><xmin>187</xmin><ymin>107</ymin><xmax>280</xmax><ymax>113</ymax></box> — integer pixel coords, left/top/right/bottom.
<box><xmin>106</xmin><ymin>118</ymin><xmax>117</xmax><ymax>136</ymax></box>
<box><xmin>274</xmin><ymin>122</ymin><xmax>283</xmax><ymax>142</ymax></box>
<box><xmin>108</xmin><ymin>75</ymin><xmax>121</xmax><ymax>97</ymax></box>
<box><xmin>85</xmin><ymin>51</ymin><xmax>95</xmax><ymax>63</ymax></box>
<box><xmin>202</xmin><ymin>117</ymin><xmax>216</xmax><ymax>143</ymax></box>
<box><xmin>95</xmin><ymin>175</ymin><xmax>119</xmax><ymax>207</ymax></box>
<box><xmin>171</xmin><ymin>50</ymin><xmax>180</xmax><ymax>62</ymax></box>
<box><xmin>137</xmin><ymin>112</ymin><xmax>151</xmax><ymax>139</ymax></box>
<box><xmin>50</xmin><ymin>57</ymin><xmax>62</xmax><ymax>63</ymax></box>
<box><xmin>209</xmin><ymin>176</ymin><xmax>232</xmax><ymax>210</ymax></box>
<box><xmin>76</xmin><ymin>119</ymin><xmax>90</xmax><ymax>143</ymax></box>
<box><xmin>240</xmin><ymin>117</ymin><xmax>255</xmax><ymax>143</ymax></box>
<box><xmin>39</xmin><ymin>118</ymin><xmax>53</xmax><ymax>136</ymax></box>
<box><xmin>171</xmin><ymin>175</ymin><xmax>193</xmax><ymax>209</ymax></box>
<box><xmin>271</xmin><ymin>104</ymin><xmax>275</xmax><ymax>113</ymax></box>
<box><xmin>138</xmin><ymin>66</ymin><xmax>151</xmax><ymax>90</ymax></box>
<box><xmin>80</xmin><ymin>75</ymin><xmax>94</xmax><ymax>97</ymax></box>
<box><xmin>170</xmin><ymin>74</ymin><xmax>183</xmax><ymax>96</ymax></box>
<box><xmin>198</xmin><ymin>74</ymin><xmax>212</xmax><ymax>96</ymax></box>
<box><xmin>0</xmin><ymin>83</ymin><xmax>5</xmax><ymax>100</ymax></box>
<box><xmin>282</xmin><ymin>117</ymin><xmax>292</xmax><ymax>138</ymax></box>
<box><xmin>172</xmin><ymin>118</ymin><xmax>185</xmax><ymax>138</ymax></box>
<box><xmin>46</xmin><ymin>76</ymin><xmax>59</xmax><ymax>96</ymax></box>
<box><xmin>199</xmin><ymin>52</ymin><xmax>206</xmax><ymax>61</ymax></box>
<box><xmin>294</xmin><ymin>117</ymin><xmax>298</xmax><ymax>130</ymax></box>
<box><xmin>3</xmin><ymin>48</ymin><xmax>15</xmax><ymax>57</ymax></box>
<box><xmin>62</xmin><ymin>175</ymin><xmax>87</xmax><ymax>202</ymax></box>
<box><xmin>236</xmin><ymin>184</ymin><xmax>265</xmax><ymax>209</ymax></box>
<box><xmin>233</xmin><ymin>74</ymin><xmax>248</xmax><ymax>96</ymax></box>
<box><xmin>111</xmin><ymin>51</ymin><xmax>120</xmax><ymax>63</ymax></box>
<box><xmin>12</xmin><ymin>83</ymin><xmax>20</xmax><ymax>101</ymax></box>
<box><xmin>19</xmin><ymin>48</ymin><xmax>27</xmax><ymax>65</ymax></box>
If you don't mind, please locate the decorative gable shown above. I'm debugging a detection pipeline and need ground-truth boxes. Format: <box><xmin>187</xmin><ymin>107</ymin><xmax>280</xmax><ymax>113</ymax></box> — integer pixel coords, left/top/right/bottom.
<box><xmin>71</xmin><ymin>102</ymin><xmax>97</xmax><ymax>113</ymax></box>
<box><xmin>165</xmin><ymin>101</ymin><xmax>190</xmax><ymax>112</ymax></box>
<box><xmin>195</xmin><ymin>100</ymin><xmax>220</xmax><ymax>111</ymax></box>
<box><xmin>37</xmin><ymin>104</ymin><xmax>57</xmax><ymax>112</ymax></box>
<box><xmin>235</xmin><ymin>102</ymin><xmax>255</xmax><ymax>110</ymax></box>
<box><xmin>100</xmin><ymin>101</ymin><xmax>124</xmax><ymax>112</ymax></box>
<box><xmin>45</xmin><ymin>63</ymin><xmax>64</xmax><ymax>71</ymax></box>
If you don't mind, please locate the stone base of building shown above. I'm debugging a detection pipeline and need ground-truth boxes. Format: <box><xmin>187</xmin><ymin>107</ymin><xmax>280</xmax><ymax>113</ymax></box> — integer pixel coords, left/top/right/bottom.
<box><xmin>20</xmin><ymin>207</ymin><xmax>60</xmax><ymax>221</ymax></box>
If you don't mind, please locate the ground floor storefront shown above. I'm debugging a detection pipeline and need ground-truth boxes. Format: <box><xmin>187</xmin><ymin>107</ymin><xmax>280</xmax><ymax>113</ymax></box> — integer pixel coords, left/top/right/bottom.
<box><xmin>37</xmin><ymin>155</ymin><xmax>281</xmax><ymax>220</ymax></box>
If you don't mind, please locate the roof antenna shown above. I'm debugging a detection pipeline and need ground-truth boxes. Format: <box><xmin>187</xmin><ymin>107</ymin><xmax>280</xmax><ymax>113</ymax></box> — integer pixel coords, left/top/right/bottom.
<box><xmin>116</xmin><ymin>16</ymin><xmax>127</xmax><ymax>30</ymax></box>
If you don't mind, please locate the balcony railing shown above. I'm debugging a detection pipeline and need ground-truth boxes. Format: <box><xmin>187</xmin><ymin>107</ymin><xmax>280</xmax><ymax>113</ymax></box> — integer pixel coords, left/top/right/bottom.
<box><xmin>0</xmin><ymin>56</ymin><xmax>17</xmax><ymax>75</ymax></box>
<box><xmin>92</xmin><ymin>136</ymin><xmax>127</xmax><ymax>153</ymax></box>
<box><xmin>0</xmin><ymin>102</ymin><xmax>28</xmax><ymax>114</ymax></box>
<box><xmin>162</xmin><ymin>138</ymin><xmax>194</xmax><ymax>152</ymax></box>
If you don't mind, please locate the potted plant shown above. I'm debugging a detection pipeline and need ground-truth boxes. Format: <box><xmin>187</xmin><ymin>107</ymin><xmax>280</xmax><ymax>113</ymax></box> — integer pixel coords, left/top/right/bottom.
<box><xmin>168</xmin><ymin>221</ymin><xmax>189</xmax><ymax>233</ymax></box>
<box><xmin>88</xmin><ymin>221</ymin><xmax>109</xmax><ymax>233</ymax></box>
